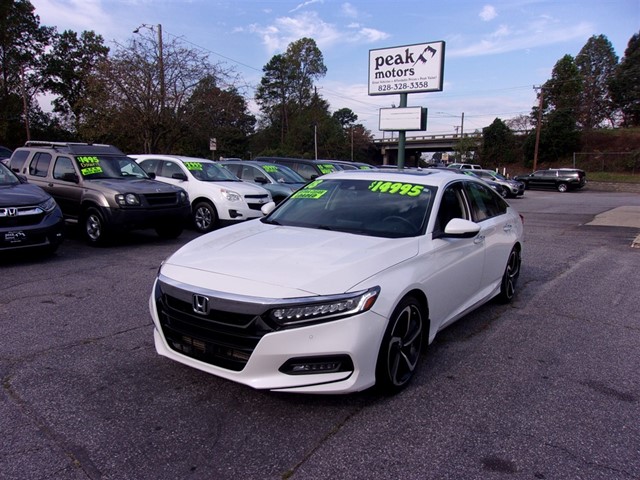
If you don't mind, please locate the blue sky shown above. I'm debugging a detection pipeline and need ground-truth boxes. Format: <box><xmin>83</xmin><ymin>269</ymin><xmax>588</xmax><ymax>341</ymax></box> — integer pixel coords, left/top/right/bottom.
<box><xmin>31</xmin><ymin>0</ymin><xmax>639</xmax><ymax>139</ymax></box>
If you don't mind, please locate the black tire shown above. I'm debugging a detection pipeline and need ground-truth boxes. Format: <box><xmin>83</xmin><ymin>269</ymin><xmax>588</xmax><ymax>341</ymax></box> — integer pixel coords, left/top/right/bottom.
<box><xmin>82</xmin><ymin>208</ymin><xmax>110</xmax><ymax>245</ymax></box>
<box><xmin>557</xmin><ymin>183</ymin><xmax>568</xmax><ymax>193</ymax></box>
<box><xmin>155</xmin><ymin>224</ymin><xmax>183</xmax><ymax>239</ymax></box>
<box><xmin>497</xmin><ymin>246</ymin><xmax>521</xmax><ymax>303</ymax></box>
<box><xmin>193</xmin><ymin>201</ymin><xmax>218</xmax><ymax>233</ymax></box>
<box><xmin>375</xmin><ymin>296</ymin><xmax>425</xmax><ymax>393</ymax></box>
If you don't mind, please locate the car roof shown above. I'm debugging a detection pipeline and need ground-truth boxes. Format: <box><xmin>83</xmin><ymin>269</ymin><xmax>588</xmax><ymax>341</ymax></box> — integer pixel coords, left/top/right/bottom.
<box><xmin>131</xmin><ymin>154</ymin><xmax>216</xmax><ymax>164</ymax></box>
<box><xmin>318</xmin><ymin>166</ymin><xmax>483</xmax><ymax>189</ymax></box>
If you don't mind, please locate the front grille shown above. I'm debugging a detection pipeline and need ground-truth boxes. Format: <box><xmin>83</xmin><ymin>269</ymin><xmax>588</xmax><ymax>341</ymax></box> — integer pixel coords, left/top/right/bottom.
<box><xmin>0</xmin><ymin>206</ymin><xmax>45</xmax><ymax>227</ymax></box>
<box><xmin>245</xmin><ymin>194</ymin><xmax>270</xmax><ymax>211</ymax></box>
<box><xmin>155</xmin><ymin>280</ymin><xmax>276</xmax><ymax>371</ymax></box>
<box><xmin>144</xmin><ymin>192</ymin><xmax>178</xmax><ymax>207</ymax></box>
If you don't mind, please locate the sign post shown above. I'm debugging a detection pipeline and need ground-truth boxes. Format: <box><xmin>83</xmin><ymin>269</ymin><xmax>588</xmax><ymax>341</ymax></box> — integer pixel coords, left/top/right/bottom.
<box><xmin>368</xmin><ymin>41</ymin><xmax>445</xmax><ymax>168</ymax></box>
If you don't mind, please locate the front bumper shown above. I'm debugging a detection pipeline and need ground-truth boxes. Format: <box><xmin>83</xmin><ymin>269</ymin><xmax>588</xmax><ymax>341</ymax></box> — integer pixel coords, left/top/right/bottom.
<box><xmin>102</xmin><ymin>204</ymin><xmax>191</xmax><ymax>231</ymax></box>
<box><xmin>149</xmin><ymin>278</ymin><xmax>387</xmax><ymax>393</ymax></box>
<box><xmin>0</xmin><ymin>208</ymin><xmax>65</xmax><ymax>252</ymax></box>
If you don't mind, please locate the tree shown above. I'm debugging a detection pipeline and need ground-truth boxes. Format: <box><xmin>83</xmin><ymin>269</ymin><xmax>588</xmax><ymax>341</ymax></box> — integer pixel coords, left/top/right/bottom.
<box><xmin>540</xmin><ymin>54</ymin><xmax>582</xmax><ymax>117</ymax></box>
<box><xmin>0</xmin><ymin>0</ymin><xmax>53</xmax><ymax>146</ymax></box>
<box><xmin>44</xmin><ymin>30</ymin><xmax>109</xmax><ymax>134</ymax></box>
<box><xmin>255</xmin><ymin>38</ymin><xmax>327</xmax><ymax>147</ymax></box>
<box><xmin>178</xmin><ymin>75</ymin><xmax>256</xmax><ymax>158</ymax></box>
<box><xmin>332</xmin><ymin>108</ymin><xmax>357</xmax><ymax>129</ymax></box>
<box><xmin>481</xmin><ymin>118</ymin><xmax>517</xmax><ymax>166</ymax></box>
<box><xmin>82</xmin><ymin>28</ymin><xmax>231</xmax><ymax>152</ymax></box>
<box><xmin>575</xmin><ymin>34</ymin><xmax>618</xmax><ymax>129</ymax></box>
<box><xmin>609</xmin><ymin>31</ymin><xmax>640</xmax><ymax>127</ymax></box>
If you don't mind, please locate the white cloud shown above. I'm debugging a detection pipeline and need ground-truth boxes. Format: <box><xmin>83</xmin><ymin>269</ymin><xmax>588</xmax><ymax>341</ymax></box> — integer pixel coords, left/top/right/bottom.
<box><xmin>341</xmin><ymin>2</ymin><xmax>358</xmax><ymax>18</ymax></box>
<box><xmin>290</xmin><ymin>0</ymin><xmax>324</xmax><ymax>13</ymax></box>
<box><xmin>31</xmin><ymin>0</ymin><xmax>115</xmax><ymax>34</ymax></box>
<box><xmin>449</xmin><ymin>20</ymin><xmax>593</xmax><ymax>57</ymax></box>
<box><xmin>480</xmin><ymin>5</ymin><xmax>497</xmax><ymax>21</ymax></box>
<box><xmin>251</xmin><ymin>11</ymin><xmax>389</xmax><ymax>54</ymax></box>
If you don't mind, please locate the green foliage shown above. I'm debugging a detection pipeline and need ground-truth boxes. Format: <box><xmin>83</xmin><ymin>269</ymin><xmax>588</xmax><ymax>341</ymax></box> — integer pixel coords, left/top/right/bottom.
<box><xmin>0</xmin><ymin>0</ymin><xmax>53</xmax><ymax>147</ymax></box>
<box><xmin>609</xmin><ymin>32</ymin><xmax>640</xmax><ymax>127</ymax></box>
<box><xmin>44</xmin><ymin>30</ymin><xmax>109</xmax><ymax>133</ymax></box>
<box><xmin>481</xmin><ymin>118</ymin><xmax>517</xmax><ymax>166</ymax></box>
<box><xmin>575</xmin><ymin>34</ymin><xmax>618</xmax><ymax>129</ymax></box>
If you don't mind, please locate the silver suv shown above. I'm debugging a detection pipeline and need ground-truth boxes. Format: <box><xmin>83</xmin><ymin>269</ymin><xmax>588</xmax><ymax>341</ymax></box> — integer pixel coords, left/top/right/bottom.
<box><xmin>8</xmin><ymin>141</ymin><xmax>190</xmax><ymax>244</ymax></box>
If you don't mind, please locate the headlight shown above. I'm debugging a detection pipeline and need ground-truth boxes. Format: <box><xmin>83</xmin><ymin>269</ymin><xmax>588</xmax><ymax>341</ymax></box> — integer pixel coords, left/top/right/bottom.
<box><xmin>178</xmin><ymin>191</ymin><xmax>189</xmax><ymax>204</ymax></box>
<box><xmin>115</xmin><ymin>193</ymin><xmax>140</xmax><ymax>206</ymax></box>
<box><xmin>39</xmin><ymin>197</ymin><xmax>58</xmax><ymax>212</ymax></box>
<box><xmin>220</xmin><ymin>188</ymin><xmax>241</xmax><ymax>202</ymax></box>
<box><xmin>269</xmin><ymin>287</ymin><xmax>380</xmax><ymax>327</ymax></box>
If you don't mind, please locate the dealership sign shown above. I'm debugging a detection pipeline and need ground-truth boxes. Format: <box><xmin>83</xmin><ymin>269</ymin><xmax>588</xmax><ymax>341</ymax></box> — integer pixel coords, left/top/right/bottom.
<box><xmin>379</xmin><ymin>106</ymin><xmax>427</xmax><ymax>131</ymax></box>
<box><xmin>368</xmin><ymin>41</ymin><xmax>445</xmax><ymax>96</ymax></box>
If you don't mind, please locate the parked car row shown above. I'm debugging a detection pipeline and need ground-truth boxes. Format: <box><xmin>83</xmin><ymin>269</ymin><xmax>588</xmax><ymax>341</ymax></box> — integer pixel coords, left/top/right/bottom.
<box><xmin>1</xmin><ymin>139</ymin><xmax>585</xmax><ymax>259</ymax></box>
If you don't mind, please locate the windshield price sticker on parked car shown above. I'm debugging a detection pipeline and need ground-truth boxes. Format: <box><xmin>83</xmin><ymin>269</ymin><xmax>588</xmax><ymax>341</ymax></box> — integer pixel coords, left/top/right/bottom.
<box><xmin>318</xmin><ymin>165</ymin><xmax>336</xmax><ymax>174</ymax></box>
<box><xmin>368</xmin><ymin>181</ymin><xmax>424</xmax><ymax>196</ymax></box>
<box><xmin>263</xmin><ymin>165</ymin><xmax>279</xmax><ymax>173</ymax></box>
<box><xmin>184</xmin><ymin>162</ymin><xmax>203</xmax><ymax>171</ymax></box>
<box><xmin>291</xmin><ymin>189</ymin><xmax>327</xmax><ymax>199</ymax></box>
<box><xmin>76</xmin><ymin>156</ymin><xmax>103</xmax><ymax>176</ymax></box>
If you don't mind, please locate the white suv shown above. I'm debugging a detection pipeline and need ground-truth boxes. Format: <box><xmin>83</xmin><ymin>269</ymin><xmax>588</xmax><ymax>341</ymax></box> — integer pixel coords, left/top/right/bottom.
<box><xmin>132</xmin><ymin>155</ymin><xmax>273</xmax><ymax>233</ymax></box>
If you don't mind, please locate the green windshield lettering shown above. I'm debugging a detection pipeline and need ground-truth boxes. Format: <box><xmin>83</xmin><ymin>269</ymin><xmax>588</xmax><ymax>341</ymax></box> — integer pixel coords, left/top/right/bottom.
<box><xmin>80</xmin><ymin>166</ymin><xmax>103</xmax><ymax>176</ymax></box>
<box><xmin>368</xmin><ymin>181</ymin><xmax>424</xmax><ymax>197</ymax></box>
<box><xmin>263</xmin><ymin>165</ymin><xmax>278</xmax><ymax>173</ymax></box>
<box><xmin>184</xmin><ymin>162</ymin><xmax>203</xmax><ymax>171</ymax></box>
<box><xmin>317</xmin><ymin>165</ymin><xmax>335</xmax><ymax>174</ymax></box>
<box><xmin>305</xmin><ymin>180</ymin><xmax>323</xmax><ymax>189</ymax></box>
<box><xmin>292</xmin><ymin>189</ymin><xmax>327</xmax><ymax>199</ymax></box>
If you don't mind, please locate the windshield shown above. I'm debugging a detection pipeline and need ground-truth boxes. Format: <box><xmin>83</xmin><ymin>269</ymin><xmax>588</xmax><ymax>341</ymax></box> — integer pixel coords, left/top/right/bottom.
<box><xmin>76</xmin><ymin>155</ymin><xmax>150</xmax><ymax>180</ymax></box>
<box><xmin>262</xmin><ymin>164</ymin><xmax>306</xmax><ymax>184</ymax></box>
<box><xmin>184</xmin><ymin>161</ymin><xmax>240</xmax><ymax>182</ymax></box>
<box><xmin>263</xmin><ymin>178</ymin><xmax>434</xmax><ymax>238</ymax></box>
<box><xmin>0</xmin><ymin>162</ymin><xmax>20</xmax><ymax>186</ymax></box>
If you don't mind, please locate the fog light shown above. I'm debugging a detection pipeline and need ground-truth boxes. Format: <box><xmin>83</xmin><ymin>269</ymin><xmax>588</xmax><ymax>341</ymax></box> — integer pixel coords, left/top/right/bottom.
<box><xmin>279</xmin><ymin>355</ymin><xmax>354</xmax><ymax>375</ymax></box>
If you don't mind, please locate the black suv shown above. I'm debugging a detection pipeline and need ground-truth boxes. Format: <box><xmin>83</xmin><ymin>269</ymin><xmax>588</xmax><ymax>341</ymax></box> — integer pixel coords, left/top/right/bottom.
<box><xmin>8</xmin><ymin>141</ymin><xmax>190</xmax><ymax>244</ymax></box>
<box><xmin>514</xmin><ymin>168</ymin><xmax>586</xmax><ymax>192</ymax></box>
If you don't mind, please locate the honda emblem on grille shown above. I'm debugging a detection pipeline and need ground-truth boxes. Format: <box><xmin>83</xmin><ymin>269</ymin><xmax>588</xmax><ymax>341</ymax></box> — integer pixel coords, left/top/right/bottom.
<box><xmin>192</xmin><ymin>294</ymin><xmax>210</xmax><ymax>315</ymax></box>
<box><xmin>8</xmin><ymin>208</ymin><xmax>18</xmax><ymax>217</ymax></box>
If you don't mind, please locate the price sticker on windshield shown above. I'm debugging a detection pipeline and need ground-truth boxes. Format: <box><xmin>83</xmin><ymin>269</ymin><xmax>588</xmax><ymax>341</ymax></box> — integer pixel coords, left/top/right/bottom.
<box><xmin>291</xmin><ymin>190</ymin><xmax>327</xmax><ymax>199</ymax></box>
<box><xmin>368</xmin><ymin>181</ymin><xmax>424</xmax><ymax>196</ymax></box>
<box><xmin>80</xmin><ymin>166</ymin><xmax>103</xmax><ymax>176</ymax></box>
<box><xmin>184</xmin><ymin>162</ymin><xmax>203</xmax><ymax>171</ymax></box>
<box><xmin>263</xmin><ymin>165</ymin><xmax>279</xmax><ymax>173</ymax></box>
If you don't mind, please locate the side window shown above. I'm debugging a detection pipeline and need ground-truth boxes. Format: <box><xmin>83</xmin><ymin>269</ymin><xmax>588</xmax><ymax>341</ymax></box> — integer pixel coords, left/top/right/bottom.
<box><xmin>138</xmin><ymin>159</ymin><xmax>158</xmax><ymax>175</ymax></box>
<box><xmin>241</xmin><ymin>166</ymin><xmax>258</xmax><ymax>182</ymax></box>
<box><xmin>160</xmin><ymin>161</ymin><xmax>183</xmax><ymax>178</ymax></box>
<box><xmin>223</xmin><ymin>164</ymin><xmax>241</xmax><ymax>177</ymax></box>
<box><xmin>435</xmin><ymin>183</ymin><xmax>468</xmax><ymax>232</ymax></box>
<box><xmin>296</xmin><ymin>163</ymin><xmax>317</xmax><ymax>181</ymax></box>
<box><xmin>9</xmin><ymin>150</ymin><xmax>30</xmax><ymax>173</ymax></box>
<box><xmin>53</xmin><ymin>156</ymin><xmax>76</xmax><ymax>180</ymax></box>
<box><xmin>28</xmin><ymin>152</ymin><xmax>52</xmax><ymax>177</ymax></box>
<box><xmin>465</xmin><ymin>181</ymin><xmax>507</xmax><ymax>222</ymax></box>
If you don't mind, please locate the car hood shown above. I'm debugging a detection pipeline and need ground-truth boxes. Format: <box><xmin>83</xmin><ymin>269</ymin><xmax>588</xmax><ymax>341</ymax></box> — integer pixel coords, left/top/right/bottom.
<box><xmin>87</xmin><ymin>178</ymin><xmax>183</xmax><ymax>193</ymax></box>
<box><xmin>0</xmin><ymin>182</ymin><xmax>51</xmax><ymax>206</ymax></box>
<box><xmin>207</xmin><ymin>180</ymin><xmax>270</xmax><ymax>195</ymax></box>
<box><xmin>162</xmin><ymin>221</ymin><xmax>419</xmax><ymax>298</ymax></box>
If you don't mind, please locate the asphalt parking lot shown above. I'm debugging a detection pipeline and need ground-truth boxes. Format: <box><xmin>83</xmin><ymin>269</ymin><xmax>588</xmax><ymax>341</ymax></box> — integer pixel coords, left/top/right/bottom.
<box><xmin>1</xmin><ymin>188</ymin><xmax>639</xmax><ymax>480</ymax></box>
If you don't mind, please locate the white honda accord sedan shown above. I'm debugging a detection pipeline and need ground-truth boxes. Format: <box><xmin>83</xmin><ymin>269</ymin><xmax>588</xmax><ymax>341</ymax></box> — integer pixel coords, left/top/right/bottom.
<box><xmin>149</xmin><ymin>168</ymin><xmax>524</xmax><ymax>394</ymax></box>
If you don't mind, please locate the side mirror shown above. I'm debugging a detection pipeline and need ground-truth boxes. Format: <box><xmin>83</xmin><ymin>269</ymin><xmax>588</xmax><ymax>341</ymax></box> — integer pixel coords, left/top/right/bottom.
<box><xmin>171</xmin><ymin>172</ymin><xmax>188</xmax><ymax>181</ymax></box>
<box><xmin>436</xmin><ymin>218</ymin><xmax>481</xmax><ymax>239</ymax></box>
<box><xmin>261</xmin><ymin>201</ymin><xmax>276</xmax><ymax>215</ymax></box>
<box><xmin>147</xmin><ymin>172</ymin><xmax>156</xmax><ymax>179</ymax></box>
<box><xmin>254</xmin><ymin>176</ymin><xmax>268</xmax><ymax>184</ymax></box>
<box><xmin>61</xmin><ymin>172</ymin><xmax>79</xmax><ymax>183</ymax></box>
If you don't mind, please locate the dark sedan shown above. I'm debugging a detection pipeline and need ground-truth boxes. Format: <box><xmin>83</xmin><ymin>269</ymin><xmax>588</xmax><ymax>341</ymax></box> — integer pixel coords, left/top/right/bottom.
<box><xmin>0</xmin><ymin>162</ymin><xmax>65</xmax><ymax>254</ymax></box>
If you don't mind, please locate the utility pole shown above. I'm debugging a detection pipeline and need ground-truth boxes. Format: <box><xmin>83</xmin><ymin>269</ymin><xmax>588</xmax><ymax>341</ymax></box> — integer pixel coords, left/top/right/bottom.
<box><xmin>157</xmin><ymin>24</ymin><xmax>165</xmax><ymax>114</ymax></box>
<box><xmin>533</xmin><ymin>86</ymin><xmax>544</xmax><ymax>172</ymax></box>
